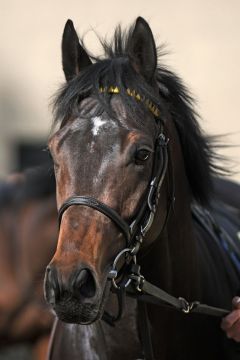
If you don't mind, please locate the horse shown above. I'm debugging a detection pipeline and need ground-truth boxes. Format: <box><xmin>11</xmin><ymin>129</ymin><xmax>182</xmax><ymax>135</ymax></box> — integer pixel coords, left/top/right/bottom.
<box><xmin>44</xmin><ymin>17</ymin><xmax>240</xmax><ymax>359</ymax></box>
<box><xmin>0</xmin><ymin>176</ymin><xmax>24</xmax><ymax>330</ymax></box>
<box><xmin>0</xmin><ymin>166</ymin><xmax>58</xmax><ymax>359</ymax></box>
<box><xmin>48</xmin><ymin>177</ymin><xmax>240</xmax><ymax>360</ymax></box>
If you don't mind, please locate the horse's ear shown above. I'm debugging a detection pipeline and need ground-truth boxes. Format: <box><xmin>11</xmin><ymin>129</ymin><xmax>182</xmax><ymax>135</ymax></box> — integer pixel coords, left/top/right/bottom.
<box><xmin>62</xmin><ymin>20</ymin><xmax>92</xmax><ymax>81</ymax></box>
<box><xmin>128</xmin><ymin>17</ymin><xmax>157</xmax><ymax>82</ymax></box>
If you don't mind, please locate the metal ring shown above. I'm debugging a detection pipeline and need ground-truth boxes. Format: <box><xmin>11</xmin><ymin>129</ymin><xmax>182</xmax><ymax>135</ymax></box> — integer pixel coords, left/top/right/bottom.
<box><xmin>115</xmin><ymin>255</ymin><xmax>137</xmax><ymax>290</ymax></box>
<box><xmin>111</xmin><ymin>277</ymin><xmax>121</xmax><ymax>290</ymax></box>
<box><xmin>111</xmin><ymin>272</ymin><xmax>132</xmax><ymax>290</ymax></box>
<box><xmin>112</xmin><ymin>248</ymin><xmax>132</xmax><ymax>270</ymax></box>
<box><xmin>110</xmin><ymin>248</ymin><xmax>134</xmax><ymax>289</ymax></box>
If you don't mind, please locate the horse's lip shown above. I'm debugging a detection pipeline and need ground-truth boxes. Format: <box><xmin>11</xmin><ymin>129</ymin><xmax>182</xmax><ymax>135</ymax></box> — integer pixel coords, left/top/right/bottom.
<box><xmin>52</xmin><ymin>276</ymin><xmax>111</xmax><ymax>325</ymax></box>
<box><xmin>78</xmin><ymin>275</ymin><xmax>112</xmax><ymax>324</ymax></box>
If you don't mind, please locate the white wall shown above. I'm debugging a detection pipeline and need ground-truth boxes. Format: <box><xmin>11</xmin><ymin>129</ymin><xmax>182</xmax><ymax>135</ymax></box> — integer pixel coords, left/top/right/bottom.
<box><xmin>0</xmin><ymin>0</ymin><xmax>239</xmax><ymax>180</ymax></box>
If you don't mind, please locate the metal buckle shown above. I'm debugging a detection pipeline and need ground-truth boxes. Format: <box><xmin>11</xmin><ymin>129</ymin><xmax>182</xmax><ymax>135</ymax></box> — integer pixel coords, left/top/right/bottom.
<box><xmin>147</xmin><ymin>178</ymin><xmax>157</xmax><ymax>212</ymax></box>
<box><xmin>130</xmin><ymin>241</ymin><xmax>141</xmax><ymax>256</ymax></box>
<box><xmin>129</xmin><ymin>273</ymin><xmax>145</xmax><ymax>292</ymax></box>
<box><xmin>140</xmin><ymin>211</ymin><xmax>155</xmax><ymax>237</ymax></box>
<box><xmin>158</xmin><ymin>133</ymin><xmax>169</xmax><ymax>147</ymax></box>
<box><xmin>136</xmin><ymin>275</ymin><xmax>145</xmax><ymax>292</ymax></box>
<box><xmin>178</xmin><ymin>297</ymin><xmax>198</xmax><ymax>314</ymax></box>
<box><xmin>178</xmin><ymin>297</ymin><xmax>191</xmax><ymax>313</ymax></box>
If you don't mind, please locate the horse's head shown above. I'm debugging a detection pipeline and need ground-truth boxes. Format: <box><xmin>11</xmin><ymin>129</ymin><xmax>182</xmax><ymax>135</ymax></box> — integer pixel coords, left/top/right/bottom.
<box><xmin>45</xmin><ymin>15</ymin><xmax>216</xmax><ymax>324</ymax></box>
<box><xmin>44</xmin><ymin>17</ymin><xmax>170</xmax><ymax>324</ymax></box>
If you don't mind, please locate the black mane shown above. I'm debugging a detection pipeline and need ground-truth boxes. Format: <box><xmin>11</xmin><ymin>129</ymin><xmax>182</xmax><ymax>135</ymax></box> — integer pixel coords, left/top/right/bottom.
<box><xmin>53</xmin><ymin>23</ymin><xmax>225</xmax><ymax>205</ymax></box>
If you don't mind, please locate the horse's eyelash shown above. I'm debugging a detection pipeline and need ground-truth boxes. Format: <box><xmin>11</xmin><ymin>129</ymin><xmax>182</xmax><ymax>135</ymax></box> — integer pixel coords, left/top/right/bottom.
<box><xmin>136</xmin><ymin>146</ymin><xmax>154</xmax><ymax>153</ymax></box>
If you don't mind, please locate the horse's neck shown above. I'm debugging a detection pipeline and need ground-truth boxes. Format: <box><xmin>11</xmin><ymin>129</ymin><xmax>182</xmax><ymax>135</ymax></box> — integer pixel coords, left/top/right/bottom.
<box><xmin>166</xmin><ymin>192</ymin><xmax>200</xmax><ymax>299</ymax></box>
<box><xmin>102</xmin><ymin>129</ymin><xmax>201</xmax><ymax>359</ymax></box>
<box><xmin>102</xmin><ymin>293</ymin><xmax>143</xmax><ymax>359</ymax></box>
<box><xmin>141</xmin><ymin>191</ymin><xmax>199</xmax><ymax>301</ymax></box>
<box><xmin>135</xmin><ymin>127</ymin><xmax>201</xmax><ymax>359</ymax></box>
<box><xmin>141</xmin><ymin>121</ymin><xmax>200</xmax><ymax>300</ymax></box>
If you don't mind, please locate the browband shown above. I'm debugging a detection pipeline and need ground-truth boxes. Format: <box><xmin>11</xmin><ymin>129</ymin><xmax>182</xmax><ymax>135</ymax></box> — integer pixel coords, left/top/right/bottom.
<box><xmin>99</xmin><ymin>86</ymin><xmax>160</xmax><ymax>118</ymax></box>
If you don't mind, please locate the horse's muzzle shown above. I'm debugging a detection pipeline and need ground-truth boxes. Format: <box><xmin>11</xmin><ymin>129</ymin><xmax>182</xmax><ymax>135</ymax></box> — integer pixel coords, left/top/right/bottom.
<box><xmin>44</xmin><ymin>264</ymin><xmax>103</xmax><ymax>324</ymax></box>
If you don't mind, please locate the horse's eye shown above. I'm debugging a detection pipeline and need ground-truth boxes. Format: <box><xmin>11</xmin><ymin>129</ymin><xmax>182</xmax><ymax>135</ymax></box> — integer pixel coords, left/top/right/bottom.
<box><xmin>135</xmin><ymin>149</ymin><xmax>151</xmax><ymax>164</ymax></box>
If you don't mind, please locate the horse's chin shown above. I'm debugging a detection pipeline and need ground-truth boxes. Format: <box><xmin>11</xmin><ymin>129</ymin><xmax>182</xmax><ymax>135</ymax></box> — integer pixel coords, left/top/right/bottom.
<box><xmin>54</xmin><ymin>306</ymin><xmax>101</xmax><ymax>325</ymax></box>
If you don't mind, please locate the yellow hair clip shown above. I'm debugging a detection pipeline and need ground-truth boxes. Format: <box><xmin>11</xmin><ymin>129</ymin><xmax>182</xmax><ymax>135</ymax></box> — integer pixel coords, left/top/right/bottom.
<box><xmin>99</xmin><ymin>86</ymin><xmax>160</xmax><ymax>117</ymax></box>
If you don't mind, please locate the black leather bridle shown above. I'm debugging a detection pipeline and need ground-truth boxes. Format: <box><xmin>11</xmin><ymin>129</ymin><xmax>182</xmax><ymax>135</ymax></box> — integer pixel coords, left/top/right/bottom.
<box><xmin>57</xmin><ymin>115</ymin><xmax>229</xmax><ymax>360</ymax></box>
<box><xmin>58</xmin><ymin>121</ymin><xmax>169</xmax><ymax>283</ymax></box>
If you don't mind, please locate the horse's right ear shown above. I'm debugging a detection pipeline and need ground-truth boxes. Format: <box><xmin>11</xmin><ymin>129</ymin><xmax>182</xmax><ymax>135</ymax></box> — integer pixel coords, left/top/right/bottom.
<box><xmin>128</xmin><ymin>17</ymin><xmax>157</xmax><ymax>83</ymax></box>
<box><xmin>62</xmin><ymin>20</ymin><xmax>92</xmax><ymax>81</ymax></box>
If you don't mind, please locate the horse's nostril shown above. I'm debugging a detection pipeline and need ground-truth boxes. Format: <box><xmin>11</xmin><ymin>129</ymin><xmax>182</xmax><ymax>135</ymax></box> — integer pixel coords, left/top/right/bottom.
<box><xmin>74</xmin><ymin>269</ymin><xmax>96</xmax><ymax>299</ymax></box>
<box><xmin>44</xmin><ymin>265</ymin><xmax>60</xmax><ymax>304</ymax></box>
<box><xmin>45</xmin><ymin>265</ymin><xmax>97</xmax><ymax>307</ymax></box>
<box><xmin>75</xmin><ymin>269</ymin><xmax>89</xmax><ymax>287</ymax></box>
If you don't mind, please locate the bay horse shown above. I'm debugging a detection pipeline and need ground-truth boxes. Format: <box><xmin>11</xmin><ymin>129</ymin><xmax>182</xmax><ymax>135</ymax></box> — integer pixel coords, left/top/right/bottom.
<box><xmin>0</xmin><ymin>166</ymin><xmax>57</xmax><ymax>359</ymax></box>
<box><xmin>45</xmin><ymin>17</ymin><xmax>240</xmax><ymax>359</ymax></box>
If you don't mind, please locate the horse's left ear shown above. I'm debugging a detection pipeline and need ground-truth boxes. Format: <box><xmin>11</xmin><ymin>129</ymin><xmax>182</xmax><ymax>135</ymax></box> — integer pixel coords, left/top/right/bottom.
<box><xmin>128</xmin><ymin>17</ymin><xmax>157</xmax><ymax>82</ymax></box>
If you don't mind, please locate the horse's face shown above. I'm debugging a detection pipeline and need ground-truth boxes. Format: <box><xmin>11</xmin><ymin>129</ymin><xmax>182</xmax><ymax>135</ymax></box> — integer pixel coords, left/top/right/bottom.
<box><xmin>45</xmin><ymin>17</ymin><xmax>162</xmax><ymax>324</ymax></box>
<box><xmin>45</xmin><ymin>96</ymin><xmax>157</xmax><ymax>324</ymax></box>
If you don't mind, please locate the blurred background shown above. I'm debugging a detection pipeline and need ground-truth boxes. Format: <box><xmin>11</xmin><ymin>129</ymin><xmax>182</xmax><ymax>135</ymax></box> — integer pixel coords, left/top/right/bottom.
<box><xmin>0</xmin><ymin>0</ymin><xmax>240</xmax><ymax>180</ymax></box>
<box><xmin>0</xmin><ymin>1</ymin><xmax>240</xmax><ymax>359</ymax></box>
